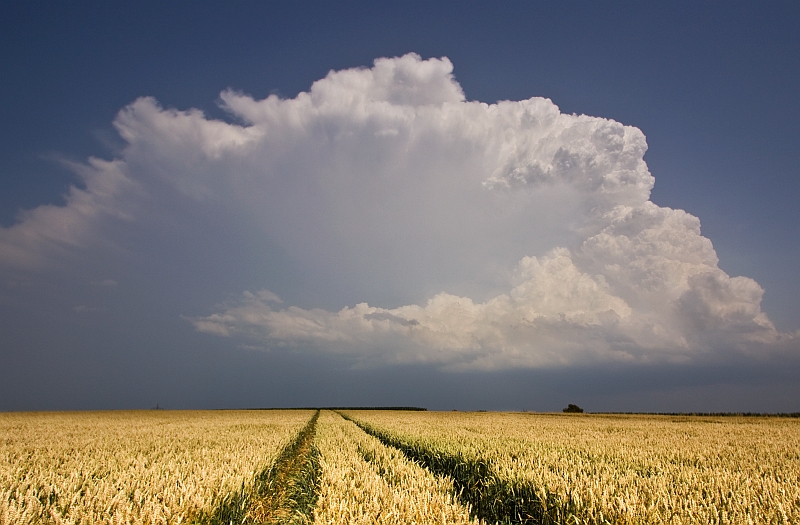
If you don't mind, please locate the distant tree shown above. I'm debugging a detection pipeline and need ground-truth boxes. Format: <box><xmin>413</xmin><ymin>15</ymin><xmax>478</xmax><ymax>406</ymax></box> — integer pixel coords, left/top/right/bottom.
<box><xmin>563</xmin><ymin>404</ymin><xmax>584</xmax><ymax>413</ymax></box>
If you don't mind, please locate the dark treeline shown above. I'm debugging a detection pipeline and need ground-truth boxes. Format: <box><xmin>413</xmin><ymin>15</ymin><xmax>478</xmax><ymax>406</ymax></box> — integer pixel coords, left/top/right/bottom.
<box><xmin>590</xmin><ymin>412</ymin><xmax>800</xmax><ymax>418</ymax></box>
<box><xmin>240</xmin><ymin>406</ymin><xmax>428</xmax><ymax>411</ymax></box>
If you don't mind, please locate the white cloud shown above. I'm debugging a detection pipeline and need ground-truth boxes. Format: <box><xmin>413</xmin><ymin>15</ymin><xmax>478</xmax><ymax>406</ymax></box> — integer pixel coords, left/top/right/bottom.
<box><xmin>0</xmin><ymin>158</ymin><xmax>138</xmax><ymax>268</ymax></box>
<box><xmin>1</xmin><ymin>53</ymin><xmax>796</xmax><ymax>369</ymax></box>
<box><xmin>191</xmin><ymin>241</ymin><xmax>786</xmax><ymax>369</ymax></box>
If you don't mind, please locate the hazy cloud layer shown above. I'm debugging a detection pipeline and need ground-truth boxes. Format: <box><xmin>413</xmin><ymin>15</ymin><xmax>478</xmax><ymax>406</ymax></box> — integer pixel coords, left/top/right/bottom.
<box><xmin>1</xmin><ymin>54</ymin><xmax>796</xmax><ymax>370</ymax></box>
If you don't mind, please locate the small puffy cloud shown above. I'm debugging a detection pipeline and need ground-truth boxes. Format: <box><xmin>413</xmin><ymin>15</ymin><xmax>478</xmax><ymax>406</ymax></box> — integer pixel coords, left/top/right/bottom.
<box><xmin>1</xmin><ymin>53</ymin><xmax>796</xmax><ymax>370</ymax></box>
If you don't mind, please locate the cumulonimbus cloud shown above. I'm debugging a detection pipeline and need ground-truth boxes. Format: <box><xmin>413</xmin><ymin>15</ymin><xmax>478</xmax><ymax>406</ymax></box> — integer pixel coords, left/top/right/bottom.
<box><xmin>1</xmin><ymin>53</ymin><xmax>796</xmax><ymax>369</ymax></box>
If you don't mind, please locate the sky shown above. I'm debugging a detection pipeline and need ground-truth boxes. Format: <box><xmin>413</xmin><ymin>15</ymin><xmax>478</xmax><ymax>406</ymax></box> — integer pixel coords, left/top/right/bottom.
<box><xmin>1</xmin><ymin>1</ymin><xmax>799</xmax><ymax>412</ymax></box>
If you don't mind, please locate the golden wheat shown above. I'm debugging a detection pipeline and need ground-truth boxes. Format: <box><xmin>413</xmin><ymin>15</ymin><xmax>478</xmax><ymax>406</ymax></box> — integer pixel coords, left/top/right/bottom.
<box><xmin>6</xmin><ymin>409</ymin><xmax>798</xmax><ymax>524</ymax></box>
<box><xmin>0</xmin><ymin>410</ymin><xmax>313</xmax><ymax>525</ymax></box>
<box><xmin>313</xmin><ymin>411</ymin><xmax>479</xmax><ymax>525</ymax></box>
<box><xmin>345</xmin><ymin>411</ymin><xmax>800</xmax><ymax>524</ymax></box>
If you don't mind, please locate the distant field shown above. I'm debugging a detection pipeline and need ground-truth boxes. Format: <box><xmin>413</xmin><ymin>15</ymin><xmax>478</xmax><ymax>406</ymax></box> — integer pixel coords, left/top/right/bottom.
<box><xmin>2</xmin><ymin>410</ymin><xmax>799</xmax><ymax>524</ymax></box>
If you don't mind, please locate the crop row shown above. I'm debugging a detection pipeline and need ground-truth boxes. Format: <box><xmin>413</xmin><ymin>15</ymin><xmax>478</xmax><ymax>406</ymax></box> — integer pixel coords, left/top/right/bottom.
<box><xmin>203</xmin><ymin>410</ymin><xmax>321</xmax><ymax>525</ymax></box>
<box><xmin>313</xmin><ymin>411</ymin><xmax>477</xmax><ymax>524</ymax></box>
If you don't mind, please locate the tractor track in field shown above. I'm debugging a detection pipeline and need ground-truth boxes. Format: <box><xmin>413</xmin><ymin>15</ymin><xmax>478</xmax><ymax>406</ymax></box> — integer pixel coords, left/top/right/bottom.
<box><xmin>338</xmin><ymin>411</ymin><xmax>580</xmax><ymax>525</ymax></box>
<box><xmin>202</xmin><ymin>410</ymin><xmax>321</xmax><ymax>525</ymax></box>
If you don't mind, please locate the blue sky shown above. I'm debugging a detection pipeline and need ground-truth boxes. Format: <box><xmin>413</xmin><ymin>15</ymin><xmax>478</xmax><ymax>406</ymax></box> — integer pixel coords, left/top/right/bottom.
<box><xmin>1</xmin><ymin>1</ymin><xmax>799</xmax><ymax>411</ymax></box>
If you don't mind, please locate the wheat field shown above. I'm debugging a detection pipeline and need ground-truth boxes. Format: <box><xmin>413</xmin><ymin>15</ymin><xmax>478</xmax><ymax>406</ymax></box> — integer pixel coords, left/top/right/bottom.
<box><xmin>0</xmin><ymin>410</ymin><xmax>312</xmax><ymax>525</ymax></box>
<box><xmin>344</xmin><ymin>411</ymin><xmax>800</xmax><ymax>524</ymax></box>
<box><xmin>2</xmin><ymin>409</ymin><xmax>799</xmax><ymax>524</ymax></box>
